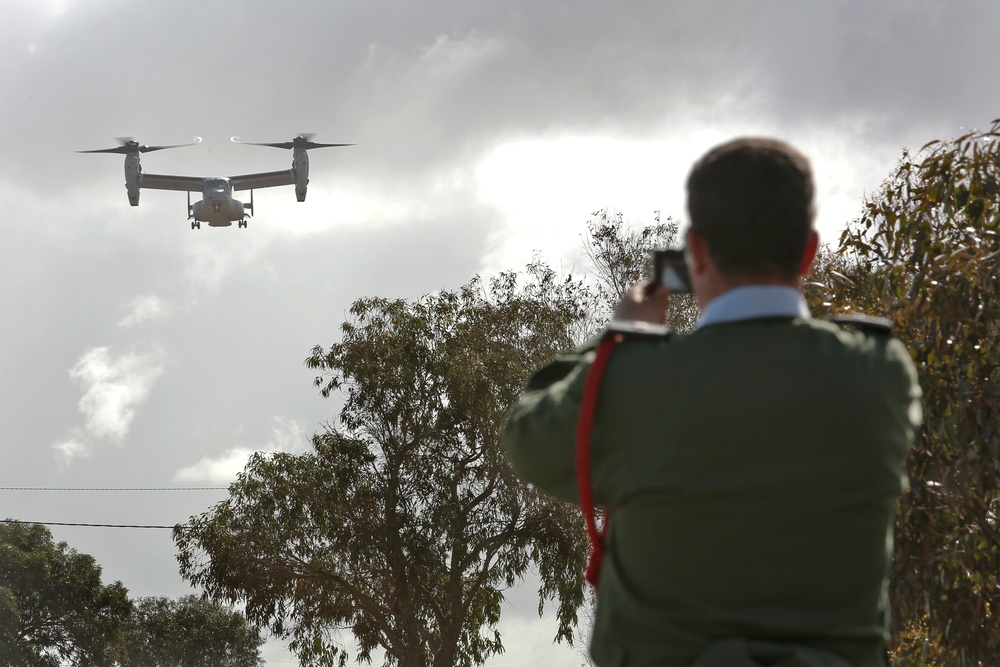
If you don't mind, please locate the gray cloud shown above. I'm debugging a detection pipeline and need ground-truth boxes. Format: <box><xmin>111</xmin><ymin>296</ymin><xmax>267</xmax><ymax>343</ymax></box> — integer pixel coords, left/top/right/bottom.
<box><xmin>8</xmin><ymin>0</ymin><xmax>998</xmax><ymax>196</ymax></box>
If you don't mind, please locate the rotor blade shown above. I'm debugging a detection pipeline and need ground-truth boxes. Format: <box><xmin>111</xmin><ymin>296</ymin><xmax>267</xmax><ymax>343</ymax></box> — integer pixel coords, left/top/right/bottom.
<box><xmin>140</xmin><ymin>137</ymin><xmax>202</xmax><ymax>153</ymax></box>
<box><xmin>299</xmin><ymin>141</ymin><xmax>355</xmax><ymax>149</ymax></box>
<box><xmin>77</xmin><ymin>137</ymin><xmax>202</xmax><ymax>154</ymax></box>
<box><xmin>77</xmin><ymin>137</ymin><xmax>141</xmax><ymax>154</ymax></box>
<box><xmin>231</xmin><ymin>135</ymin><xmax>354</xmax><ymax>150</ymax></box>
<box><xmin>77</xmin><ymin>146</ymin><xmax>134</xmax><ymax>154</ymax></box>
<box><xmin>231</xmin><ymin>137</ymin><xmax>295</xmax><ymax>149</ymax></box>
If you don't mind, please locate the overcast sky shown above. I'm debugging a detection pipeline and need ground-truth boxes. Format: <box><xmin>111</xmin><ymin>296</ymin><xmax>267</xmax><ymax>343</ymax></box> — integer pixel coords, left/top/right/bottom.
<box><xmin>2</xmin><ymin>1</ymin><xmax>999</xmax><ymax>664</ymax></box>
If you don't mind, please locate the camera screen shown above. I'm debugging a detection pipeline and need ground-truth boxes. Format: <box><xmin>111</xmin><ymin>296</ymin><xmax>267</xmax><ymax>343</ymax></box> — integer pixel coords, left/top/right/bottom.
<box><xmin>652</xmin><ymin>249</ymin><xmax>691</xmax><ymax>294</ymax></box>
<box><xmin>661</xmin><ymin>266</ymin><xmax>689</xmax><ymax>292</ymax></box>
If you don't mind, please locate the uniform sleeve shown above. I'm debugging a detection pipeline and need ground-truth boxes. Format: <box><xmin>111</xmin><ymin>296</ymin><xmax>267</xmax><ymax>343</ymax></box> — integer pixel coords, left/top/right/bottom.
<box><xmin>887</xmin><ymin>337</ymin><xmax>923</xmax><ymax>448</ymax></box>
<box><xmin>502</xmin><ymin>349</ymin><xmax>596</xmax><ymax>502</ymax></box>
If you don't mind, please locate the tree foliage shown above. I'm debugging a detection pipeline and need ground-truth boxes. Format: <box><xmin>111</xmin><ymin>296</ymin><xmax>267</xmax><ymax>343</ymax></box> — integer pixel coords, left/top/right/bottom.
<box><xmin>122</xmin><ymin>595</ymin><xmax>264</xmax><ymax>667</ymax></box>
<box><xmin>806</xmin><ymin>121</ymin><xmax>1000</xmax><ymax>665</ymax></box>
<box><xmin>174</xmin><ymin>261</ymin><xmax>591</xmax><ymax>667</ymax></box>
<box><xmin>583</xmin><ymin>208</ymin><xmax>699</xmax><ymax>332</ymax></box>
<box><xmin>0</xmin><ymin>521</ymin><xmax>131</xmax><ymax>667</ymax></box>
<box><xmin>0</xmin><ymin>522</ymin><xmax>263</xmax><ymax>667</ymax></box>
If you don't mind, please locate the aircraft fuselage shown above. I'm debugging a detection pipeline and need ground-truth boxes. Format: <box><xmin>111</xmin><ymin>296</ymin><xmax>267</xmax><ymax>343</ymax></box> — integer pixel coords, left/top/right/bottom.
<box><xmin>190</xmin><ymin>178</ymin><xmax>246</xmax><ymax>227</ymax></box>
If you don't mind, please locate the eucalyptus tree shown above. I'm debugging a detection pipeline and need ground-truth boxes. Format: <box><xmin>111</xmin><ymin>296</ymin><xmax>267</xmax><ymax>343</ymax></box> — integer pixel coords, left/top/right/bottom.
<box><xmin>123</xmin><ymin>595</ymin><xmax>264</xmax><ymax>667</ymax></box>
<box><xmin>0</xmin><ymin>521</ymin><xmax>131</xmax><ymax>667</ymax></box>
<box><xmin>807</xmin><ymin>121</ymin><xmax>1000</xmax><ymax>665</ymax></box>
<box><xmin>175</xmin><ymin>261</ymin><xmax>591</xmax><ymax>667</ymax></box>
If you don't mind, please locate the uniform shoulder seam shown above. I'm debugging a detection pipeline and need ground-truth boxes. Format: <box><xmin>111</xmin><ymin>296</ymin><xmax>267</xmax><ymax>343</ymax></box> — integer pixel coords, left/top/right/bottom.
<box><xmin>606</xmin><ymin>320</ymin><xmax>674</xmax><ymax>341</ymax></box>
<box><xmin>827</xmin><ymin>314</ymin><xmax>895</xmax><ymax>335</ymax></box>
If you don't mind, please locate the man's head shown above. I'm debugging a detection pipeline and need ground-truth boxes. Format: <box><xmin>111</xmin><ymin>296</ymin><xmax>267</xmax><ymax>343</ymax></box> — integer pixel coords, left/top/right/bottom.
<box><xmin>686</xmin><ymin>137</ymin><xmax>816</xmax><ymax>286</ymax></box>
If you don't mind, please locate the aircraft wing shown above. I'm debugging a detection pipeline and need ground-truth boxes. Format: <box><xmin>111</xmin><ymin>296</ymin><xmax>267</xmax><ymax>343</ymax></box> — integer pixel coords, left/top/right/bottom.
<box><xmin>140</xmin><ymin>173</ymin><xmax>205</xmax><ymax>192</ymax></box>
<box><xmin>229</xmin><ymin>170</ymin><xmax>295</xmax><ymax>191</ymax></box>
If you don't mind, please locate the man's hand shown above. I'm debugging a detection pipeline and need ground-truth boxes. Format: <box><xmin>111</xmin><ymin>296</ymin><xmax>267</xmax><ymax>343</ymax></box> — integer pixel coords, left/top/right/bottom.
<box><xmin>612</xmin><ymin>281</ymin><xmax>671</xmax><ymax>325</ymax></box>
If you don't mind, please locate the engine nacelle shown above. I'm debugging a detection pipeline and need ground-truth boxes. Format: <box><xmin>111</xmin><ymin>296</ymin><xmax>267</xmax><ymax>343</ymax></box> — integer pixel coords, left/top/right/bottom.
<box><xmin>292</xmin><ymin>147</ymin><xmax>309</xmax><ymax>202</ymax></box>
<box><xmin>124</xmin><ymin>152</ymin><xmax>141</xmax><ymax>206</ymax></box>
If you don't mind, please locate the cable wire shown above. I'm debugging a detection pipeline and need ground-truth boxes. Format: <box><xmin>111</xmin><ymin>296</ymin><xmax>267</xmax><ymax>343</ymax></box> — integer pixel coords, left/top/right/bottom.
<box><xmin>2</xmin><ymin>519</ymin><xmax>179</xmax><ymax>530</ymax></box>
<box><xmin>0</xmin><ymin>487</ymin><xmax>226</xmax><ymax>491</ymax></box>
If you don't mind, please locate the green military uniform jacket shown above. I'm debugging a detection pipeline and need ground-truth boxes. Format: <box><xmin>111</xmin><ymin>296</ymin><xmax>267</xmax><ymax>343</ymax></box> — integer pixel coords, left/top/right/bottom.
<box><xmin>503</xmin><ymin>317</ymin><xmax>922</xmax><ymax>667</ymax></box>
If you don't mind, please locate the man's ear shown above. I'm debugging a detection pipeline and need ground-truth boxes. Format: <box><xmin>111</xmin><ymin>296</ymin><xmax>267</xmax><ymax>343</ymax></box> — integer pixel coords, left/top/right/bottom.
<box><xmin>799</xmin><ymin>230</ymin><xmax>819</xmax><ymax>276</ymax></box>
<box><xmin>685</xmin><ymin>228</ymin><xmax>709</xmax><ymax>277</ymax></box>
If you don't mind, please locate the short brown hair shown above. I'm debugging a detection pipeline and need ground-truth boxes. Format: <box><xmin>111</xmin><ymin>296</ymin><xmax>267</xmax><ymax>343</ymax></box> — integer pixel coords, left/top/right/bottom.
<box><xmin>686</xmin><ymin>137</ymin><xmax>815</xmax><ymax>279</ymax></box>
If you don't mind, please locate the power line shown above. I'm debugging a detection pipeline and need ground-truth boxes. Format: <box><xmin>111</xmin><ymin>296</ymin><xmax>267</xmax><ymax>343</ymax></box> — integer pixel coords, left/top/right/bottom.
<box><xmin>1</xmin><ymin>488</ymin><xmax>226</xmax><ymax>529</ymax></box>
<box><xmin>2</xmin><ymin>519</ymin><xmax>179</xmax><ymax>530</ymax></box>
<box><xmin>0</xmin><ymin>487</ymin><xmax>227</xmax><ymax>491</ymax></box>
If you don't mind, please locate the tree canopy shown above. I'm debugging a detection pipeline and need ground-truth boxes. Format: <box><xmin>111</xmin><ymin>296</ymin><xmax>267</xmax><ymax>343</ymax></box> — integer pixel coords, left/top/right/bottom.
<box><xmin>122</xmin><ymin>595</ymin><xmax>264</xmax><ymax>667</ymax></box>
<box><xmin>807</xmin><ymin>120</ymin><xmax>1000</xmax><ymax>665</ymax></box>
<box><xmin>174</xmin><ymin>261</ymin><xmax>592</xmax><ymax>667</ymax></box>
<box><xmin>0</xmin><ymin>521</ymin><xmax>131</xmax><ymax>667</ymax></box>
<box><xmin>0</xmin><ymin>521</ymin><xmax>264</xmax><ymax>667</ymax></box>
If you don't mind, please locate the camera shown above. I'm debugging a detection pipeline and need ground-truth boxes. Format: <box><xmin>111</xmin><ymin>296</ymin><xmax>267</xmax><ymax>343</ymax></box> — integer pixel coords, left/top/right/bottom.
<box><xmin>650</xmin><ymin>249</ymin><xmax>692</xmax><ymax>294</ymax></box>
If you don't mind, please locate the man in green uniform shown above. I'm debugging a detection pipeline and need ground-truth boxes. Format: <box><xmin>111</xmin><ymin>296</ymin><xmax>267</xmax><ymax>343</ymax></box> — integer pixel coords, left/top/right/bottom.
<box><xmin>503</xmin><ymin>138</ymin><xmax>922</xmax><ymax>667</ymax></box>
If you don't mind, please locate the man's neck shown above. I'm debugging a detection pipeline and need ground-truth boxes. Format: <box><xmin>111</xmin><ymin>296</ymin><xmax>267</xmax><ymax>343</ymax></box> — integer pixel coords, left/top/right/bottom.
<box><xmin>696</xmin><ymin>273</ymin><xmax>800</xmax><ymax>311</ymax></box>
<box><xmin>696</xmin><ymin>284</ymin><xmax>810</xmax><ymax>330</ymax></box>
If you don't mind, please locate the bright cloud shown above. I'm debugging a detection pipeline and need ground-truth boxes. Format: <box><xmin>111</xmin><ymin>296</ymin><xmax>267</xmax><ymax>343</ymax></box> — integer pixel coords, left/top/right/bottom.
<box><xmin>52</xmin><ymin>438</ymin><xmax>89</xmax><ymax>465</ymax></box>
<box><xmin>72</xmin><ymin>346</ymin><xmax>165</xmax><ymax>441</ymax></box>
<box><xmin>173</xmin><ymin>446</ymin><xmax>258</xmax><ymax>485</ymax></box>
<box><xmin>119</xmin><ymin>293</ymin><xmax>169</xmax><ymax>327</ymax></box>
<box><xmin>474</xmin><ymin>132</ymin><xmax>699</xmax><ymax>275</ymax></box>
<box><xmin>173</xmin><ymin>417</ymin><xmax>308</xmax><ymax>485</ymax></box>
<box><xmin>489</xmin><ymin>611</ymin><xmax>582</xmax><ymax>667</ymax></box>
<box><xmin>53</xmin><ymin>344</ymin><xmax>166</xmax><ymax>463</ymax></box>
<box><xmin>44</xmin><ymin>0</ymin><xmax>75</xmax><ymax>18</ymax></box>
<box><xmin>474</xmin><ymin>120</ymin><xmax>896</xmax><ymax>278</ymax></box>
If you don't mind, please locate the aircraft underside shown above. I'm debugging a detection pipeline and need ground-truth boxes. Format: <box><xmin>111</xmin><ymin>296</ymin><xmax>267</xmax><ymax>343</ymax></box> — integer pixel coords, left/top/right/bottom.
<box><xmin>190</xmin><ymin>196</ymin><xmax>248</xmax><ymax>229</ymax></box>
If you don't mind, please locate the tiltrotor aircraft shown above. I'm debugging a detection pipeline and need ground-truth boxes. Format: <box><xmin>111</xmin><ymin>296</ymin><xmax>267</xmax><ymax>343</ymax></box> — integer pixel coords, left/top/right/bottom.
<box><xmin>78</xmin><ymin>135</ymin><xmax>352</xmax><ymax>229</ymax></box>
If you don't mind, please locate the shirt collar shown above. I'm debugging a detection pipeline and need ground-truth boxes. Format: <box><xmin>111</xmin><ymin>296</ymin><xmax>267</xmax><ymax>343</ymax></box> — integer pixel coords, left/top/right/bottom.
<box><xmin>696</xmin><ymin>285</ymin><xmax>811</xmax><ymax>330</ymax></box>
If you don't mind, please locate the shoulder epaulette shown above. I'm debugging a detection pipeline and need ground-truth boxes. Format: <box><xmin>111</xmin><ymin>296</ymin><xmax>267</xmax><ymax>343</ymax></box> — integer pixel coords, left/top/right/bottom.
<box><xmin>606</xmin><ymin>320</ymin><xmax>673</xmax><ymax>340</ymax></box>
<box><xmin>828</xmin><ymin>314</ymin><xmax>895</xmax><ymax>335</ymax></box>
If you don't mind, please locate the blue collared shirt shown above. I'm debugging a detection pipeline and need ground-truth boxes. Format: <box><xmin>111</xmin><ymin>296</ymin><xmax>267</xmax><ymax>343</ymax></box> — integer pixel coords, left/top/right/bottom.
<box><xmin>696</xmin><ymin>285</ymin><xmax>811</xmax><ymax>330</ymax></box>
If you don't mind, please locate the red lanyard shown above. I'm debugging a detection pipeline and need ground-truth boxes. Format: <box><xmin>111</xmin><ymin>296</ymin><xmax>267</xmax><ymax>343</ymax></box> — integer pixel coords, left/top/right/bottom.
<box><xmin>575</xmin><ymin>333</ymin><xmax>622</xmax><ymax>591</ymax></box>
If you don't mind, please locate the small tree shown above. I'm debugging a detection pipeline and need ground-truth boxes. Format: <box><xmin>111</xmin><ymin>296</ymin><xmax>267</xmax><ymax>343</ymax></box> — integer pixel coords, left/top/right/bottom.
<box><xmin>807</xmin><ymin>121</ymin><xmax>1000</xmax><ymax>665</ymax></box>
<box><xmin>175</xmin><ymin>262</ymin><xmax>591</xmax><ymax>667</ymax></box>
<box><xmin>0</xmin><ymin>521</ymin><xmax>131</xmax><ymax>667</ymax></box>
<box><xmin>122</xmin><ymin>595</ymin><xmax>264</xmax><ymax>667</ymax></box>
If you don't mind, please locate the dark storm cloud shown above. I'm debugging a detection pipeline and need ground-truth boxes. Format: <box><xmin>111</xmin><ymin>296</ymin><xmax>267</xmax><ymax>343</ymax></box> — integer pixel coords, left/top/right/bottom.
<box><xmin>5</xmin><ymin>0</ymin><xmax>999</xmax><ymax>195</ymax></box>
